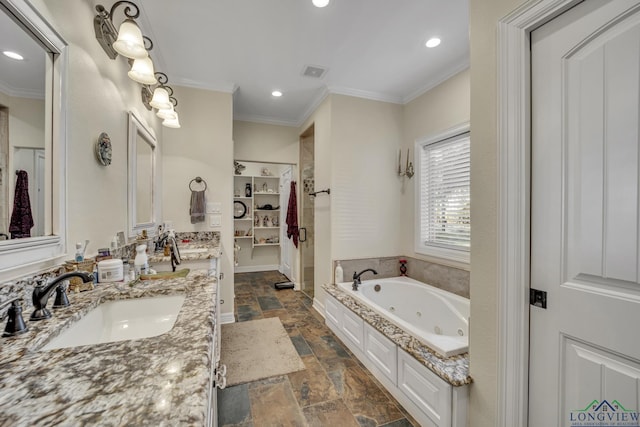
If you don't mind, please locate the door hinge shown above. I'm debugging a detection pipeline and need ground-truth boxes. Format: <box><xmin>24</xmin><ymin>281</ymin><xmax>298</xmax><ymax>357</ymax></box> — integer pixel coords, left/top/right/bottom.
<box><xmin>530</xmin><ymin>288</ymin><xmax>547</xmax><ymax>309</ymax></box>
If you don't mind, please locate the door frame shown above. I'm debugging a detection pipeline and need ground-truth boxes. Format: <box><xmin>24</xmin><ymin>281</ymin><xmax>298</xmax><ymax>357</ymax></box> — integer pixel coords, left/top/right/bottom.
<box><xmin>497</xmin><ymin>0</ymin><xmax>582</xmax><ymax>425</ymax></box>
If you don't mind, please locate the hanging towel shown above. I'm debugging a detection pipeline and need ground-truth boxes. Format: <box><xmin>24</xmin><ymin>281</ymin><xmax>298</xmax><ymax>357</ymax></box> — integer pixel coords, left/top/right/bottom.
<box><xmin>286</xmin><ymin>181</ymin><xmax>299</xmax><ymax>248</ymax></box>
<box><xmin>190</xmin><ymin>190</ymin><xmax>206</xmax><ymax>224</ymax></box>
<box><xmin>9</xmin><ymin>170</ymin><xmax>34</xmax><ymax>239</ymax></box>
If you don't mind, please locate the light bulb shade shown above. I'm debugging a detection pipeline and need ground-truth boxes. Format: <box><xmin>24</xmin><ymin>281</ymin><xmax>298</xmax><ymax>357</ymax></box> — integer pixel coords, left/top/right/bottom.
<box><xmin>112</xmin><ymin>19</ymin><xmax>148</xmax><ymax>59</ymax></box>
<box><xmin>163</xmin><ymin>114</ymin><xmax>181</xmax><ymax>128</ymax></box>
<box><xmin>128</xmin><ymin>57</ymin><xmax>157</xmax><ymax>85</ymax></box>
<box><xmin>312</xmin><ymin>0</ymin><xmax>330</xmax><ymax>7</ymax></box>
<box><xmin>149</xmin><ymin>87</ymin><xmax>171</xmax><ymax>109</ymax></box>
<box><xmin>156</xmin><ymin>104</ymin><xmax>176</xmax><ymax>120</ymax></box>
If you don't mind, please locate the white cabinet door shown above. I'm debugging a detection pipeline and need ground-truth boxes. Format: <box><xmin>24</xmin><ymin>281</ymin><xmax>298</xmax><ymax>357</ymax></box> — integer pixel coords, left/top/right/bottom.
<box><xmin>530</xmin><ymin>1</ymin><xmax>640</xmax><ymax>425</ymax></box>
<box><xmin>324</xmin><ymin>294</ymin><xmax>341</xmax><ymax>330</ymax></box>
<box><xmin>364</xmin><ymin>323</ymin><xmax>397</xmax><ymax>385</ymax></box>
<box><xmin>397</xmin><ymin>348</ymin><xmax>451</xmax><ymax>427</ymax></box>
<box><xmin>341</xmin><ymin>306</ymin><xmax>364</xmax><ymax>352</ymax></box>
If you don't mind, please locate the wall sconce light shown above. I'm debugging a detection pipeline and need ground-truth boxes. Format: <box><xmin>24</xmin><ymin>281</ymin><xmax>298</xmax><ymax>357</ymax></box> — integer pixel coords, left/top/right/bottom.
<box><xmin>94</xmin><ymin>2</ymin><xmax>181</xmax><ymax>128</ymax></box>
<box><xmin>128</xmin><ymin>56</ymin><xmax>157</xmax><ymax>85</ymax></box>
<box><xmin>94</xmin><ymin>1</ymin><xmax>146</xmax><ymax>60</ymax></box>
<box><xmin>162</xmin><ymin>115</ymin><xmax>181</xmax><ymax>129</ymax></box>
<box><xmin>149</xmin><ymin>87</ymin><xmax>171</xmax><ymax>110</ymax></box>
<box><xmin>398</xmin><ymin>149</ymin><xmax>415</xmax><ymax>178</ymax></box>
<box><xmin>139</xmin><ymin>73</ymin><xmax>180</xmax><ymax>128</ymax></box>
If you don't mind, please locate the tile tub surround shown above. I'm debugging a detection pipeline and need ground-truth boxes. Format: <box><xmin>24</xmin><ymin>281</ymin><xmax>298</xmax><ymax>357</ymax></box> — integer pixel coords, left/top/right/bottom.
<box><xmin>0</xmin><ymin>271</ymin><xmax>218</xmax><ymax>425</ymax></box>
<box><xmin>335</xmin><ymin>256</ymin><xmax>469</xmax><ymax>298</ymax></box>
<box><xmin>322</xmin><ymin>283</ymin><xmax>471</xmax><ymax>386</ymax></box>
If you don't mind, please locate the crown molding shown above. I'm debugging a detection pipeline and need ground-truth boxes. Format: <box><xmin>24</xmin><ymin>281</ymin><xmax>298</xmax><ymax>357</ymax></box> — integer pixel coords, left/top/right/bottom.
<box><xmin>0</xmin><ymin>80</ymin><xmax>45</xmax><ymax>99</ymax></box>
<box><xmin>402</xmin><ymin>59</ymin><xmax>470</xmax><ymax>104</ymax></box>
<box><xmin>171</xmin><ymin>77</ymin><xmax>237</xmax><ymax>94</ymax></box>
<box><xmin>327</xmin><ymin>85</ymin><xmax>404</xmax><ymax>104</ymax></box>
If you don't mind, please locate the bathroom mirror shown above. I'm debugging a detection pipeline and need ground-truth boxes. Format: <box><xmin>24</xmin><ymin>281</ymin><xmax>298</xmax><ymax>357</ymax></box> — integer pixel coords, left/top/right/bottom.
<box><xmin>128</xmin><ymin>112</ymin><xmax>157</xmax><ymax>238</ymax></box>
<box><xmin>0</xmin><ymin>0</ymin><xmax>68</xmax><ymax>278</ymax></box>
<box><xmin>0</xmin><ymin>5</ymin><xmax>47</xmax><ymax>240</ymax></box>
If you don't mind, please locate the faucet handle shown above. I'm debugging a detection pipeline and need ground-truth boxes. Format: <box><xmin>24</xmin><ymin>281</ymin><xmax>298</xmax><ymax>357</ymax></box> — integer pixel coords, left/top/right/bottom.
<box><xmin>52</xmin><ymin>280</ymin><xmax>70</xmax><ymax>308</ymax></box>
<box><xmin>1</xmin><ymin>298</ymin><xmax>28</xmax><ymax>337</ymax></box>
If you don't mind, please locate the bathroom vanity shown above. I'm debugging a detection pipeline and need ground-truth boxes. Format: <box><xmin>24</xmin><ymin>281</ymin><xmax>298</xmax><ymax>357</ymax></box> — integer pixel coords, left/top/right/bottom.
<box><xmin>0</xmin><ymin>268</ymin><xmax>221</xmax><ymax>425</ymax></box>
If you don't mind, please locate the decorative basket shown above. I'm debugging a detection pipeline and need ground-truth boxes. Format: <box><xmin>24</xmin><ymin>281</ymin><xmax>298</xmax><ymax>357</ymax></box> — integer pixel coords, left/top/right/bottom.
<box><xmin>64</xmin><ymin>260</ymin><xmax>95</xmax><ymax>293</ymax></box>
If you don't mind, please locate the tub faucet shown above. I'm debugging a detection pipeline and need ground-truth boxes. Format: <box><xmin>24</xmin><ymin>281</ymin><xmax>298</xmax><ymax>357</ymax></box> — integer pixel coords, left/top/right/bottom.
<box><xmin>352</xmin><ymin>269</ymin><xmax>378</xmax><ymax>291</ymax></box>
<box><xmin>30</xmin><ymin>271</ymin><xmax>93</xmax><ymax>321</ymax></box>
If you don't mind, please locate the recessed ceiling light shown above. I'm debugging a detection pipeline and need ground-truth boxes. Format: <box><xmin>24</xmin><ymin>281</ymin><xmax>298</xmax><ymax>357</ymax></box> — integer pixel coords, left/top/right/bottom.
<box><xmin>272</xmin><ymin>90</ymin><xmax>283</xmax><ymax>97</ymax></box>
<box><xmin>3</xmin><ymin>51</ymin><xmax>24</xmax><ymax>60</ymax></box>
<box><xmin>312</xmin><ymin>0</ymin><xmax>330</xmax><ymax>8</ymax></box>
<box><xmin>425</xmin><ymin>38</ymin><xmax>441</xmax><ymax>48</ymax></box>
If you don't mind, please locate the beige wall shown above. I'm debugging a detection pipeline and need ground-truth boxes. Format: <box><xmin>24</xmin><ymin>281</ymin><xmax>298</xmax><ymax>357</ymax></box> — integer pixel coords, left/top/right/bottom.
<box><xmin>330</xmin><ymin>95</ymin><xmax>404</xmax><ymax>260</ymax></box>
<box><xmin>162</xmin><ymin>85</ymin><xmax>234</xmax><ymax>317</ymax></box>
<box><xmin>233</xmin><ymin>121</ymin><xmax>299</xmax><ymax>165</ymax></box>
<box><xmin>296</xmin><ymin>82</ymin><xmax>471</xmax><ymax>308</ymax></box>
<box><xmin>468</xmin><ymin>0</ymin><xmax>524</xmax><ymax>426</ymax></box>
<box><xmin>30</xmin><ymin>0</ymin><xmax>162</xmax><ymax>256</ymax></box>
<box><xmin>401</xmin><ymin>69</ymin><xmax>471</xmax><ymax>270</ymax></box>
<box><xmin>0</xmin><ymin>93</ymin><xmax>45</xmax><ymax>149</ymax></box>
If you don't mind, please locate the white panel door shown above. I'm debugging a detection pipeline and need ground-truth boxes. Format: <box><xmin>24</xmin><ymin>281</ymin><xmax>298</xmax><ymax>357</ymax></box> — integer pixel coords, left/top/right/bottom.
<box><xmin>530</xmin><ymin>1</ymin><xmax>640</xmax><ymax>425</ymax></box>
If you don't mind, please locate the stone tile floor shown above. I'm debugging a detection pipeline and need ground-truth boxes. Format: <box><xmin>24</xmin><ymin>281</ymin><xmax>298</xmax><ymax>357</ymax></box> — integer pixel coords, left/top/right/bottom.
<box><xmin>217</xmin><ymin>271</ymin><xmax>419</xmax><ymax>427</ymax></box>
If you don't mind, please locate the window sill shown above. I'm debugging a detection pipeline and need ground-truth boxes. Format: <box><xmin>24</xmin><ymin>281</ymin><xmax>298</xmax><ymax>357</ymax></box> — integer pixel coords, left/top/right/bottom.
<box><xmin>415</xmin><ymin>245</ymin><xmax>470</xmax><ymax>266</ymax></box>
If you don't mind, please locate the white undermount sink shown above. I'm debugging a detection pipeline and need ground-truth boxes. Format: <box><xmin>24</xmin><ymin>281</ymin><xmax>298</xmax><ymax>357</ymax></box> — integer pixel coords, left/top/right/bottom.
<box><xmin>41</xmin><ymin>294</ymin><xmax>186</xmax><ymax>351</ymax></box>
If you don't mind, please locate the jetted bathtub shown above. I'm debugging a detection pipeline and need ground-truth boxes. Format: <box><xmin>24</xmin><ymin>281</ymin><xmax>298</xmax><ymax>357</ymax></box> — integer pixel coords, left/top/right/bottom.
<box><xmin>337</xmin><ymin>276</ymin><xmax>469</xmax><ymax>357</ymax></box>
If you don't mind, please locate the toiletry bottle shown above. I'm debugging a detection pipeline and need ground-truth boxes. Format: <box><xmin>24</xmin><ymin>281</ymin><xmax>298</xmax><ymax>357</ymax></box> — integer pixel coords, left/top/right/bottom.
<box><xmin>122</xmin><ymin>260</ymin><xmax>130</xmax><ymax>280</ymax></box>
<box><xmin>128</xmin><ymin>260</ymin><xmax>136</xmax><ymax>281</ymax></box>
<box><xmin>75</xmin><ymin>242</ymin><xmax>84</xmax><ymax>262</ymax></box>
<box><xmin>111</xmin><ymin>235</ymin><xmax>118</xmax><ymax>251</ymax></box>
<box><xmin>134</xmin><ymin>244</ymin><xmax>149</xmax><ymax>276</ymax></box>
<box><xmin>334</xmin><ymin>261</ymin><xmax>344</xmax><ymax>283</ymax></box>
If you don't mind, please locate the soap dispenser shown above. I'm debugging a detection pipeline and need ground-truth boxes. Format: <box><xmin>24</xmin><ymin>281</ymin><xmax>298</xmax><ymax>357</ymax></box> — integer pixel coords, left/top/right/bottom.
<box><xmin>334</xmin><ymin>261</ymin><xmax>344</xmax><ymax>284</ymax></box>
<box><xmin>134</xmin><ymin>244</ymin><xmax>149</xmax><ymax>276</ymax></box>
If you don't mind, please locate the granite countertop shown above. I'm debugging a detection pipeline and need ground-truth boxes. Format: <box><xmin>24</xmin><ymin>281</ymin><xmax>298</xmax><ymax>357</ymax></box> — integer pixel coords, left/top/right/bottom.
<box><xmin>148</xmin><ymin>240</ymin><xmax>222</xmax><ymax>264</ymax></box>
<box><xmin>322</xmin><ymin>283</ymin><xmax>471</xmax><ymax>387</ymax></box>
<box><xmin>0</xmin><ymin>271</ymin><xmax>218</xmax><ymax>426</ymax></box>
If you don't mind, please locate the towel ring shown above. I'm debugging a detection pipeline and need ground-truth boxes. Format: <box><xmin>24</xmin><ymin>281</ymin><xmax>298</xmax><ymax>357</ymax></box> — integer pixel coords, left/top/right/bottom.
<box><xmin>189</xmin><ymin>176</ymin><xmax>207</xmax><ymax>191</ymax></box>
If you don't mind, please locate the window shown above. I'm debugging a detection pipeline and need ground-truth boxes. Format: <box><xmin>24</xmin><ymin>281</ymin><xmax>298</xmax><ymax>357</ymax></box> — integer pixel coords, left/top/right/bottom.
<box><xmin>415</xmin><ymin>124</ymin><xmax>470</xmax><ymax>263</ymax></box>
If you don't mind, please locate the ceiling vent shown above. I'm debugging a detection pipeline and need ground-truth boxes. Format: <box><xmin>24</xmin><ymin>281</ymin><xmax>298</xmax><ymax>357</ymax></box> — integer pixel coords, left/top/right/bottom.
<box><xmin>302</xmin><ymin>65</ymin><xmax>328</xmax><ymax>79</ymax></box>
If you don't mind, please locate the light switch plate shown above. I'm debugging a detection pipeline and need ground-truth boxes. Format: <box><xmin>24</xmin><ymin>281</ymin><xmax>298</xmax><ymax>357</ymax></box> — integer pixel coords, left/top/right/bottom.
<box><xmin>209</xmin><ymin>214</ymin><xmax>222</xmax><ymax>227</ymax></box>
<box><xmin>206</xmin><ymin>202</ymin><xmax>222</xmax><ymax>214</ymax></box>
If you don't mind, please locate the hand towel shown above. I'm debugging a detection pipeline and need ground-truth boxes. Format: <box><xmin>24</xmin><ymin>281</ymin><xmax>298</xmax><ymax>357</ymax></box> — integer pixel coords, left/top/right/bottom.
<box><xmin>190</xmin><ymin>190</ymin><xmax>206</xmax><ymax>224</ymax></box>
<box><xmin>286</xmin><ymin>181</ymin><xmax>299</xmax><ymax>248</ymax></box>
<box><xmin>9</xmin><ymin>170</ymin><xmax>34</xmax><ymax>239</ymax></box>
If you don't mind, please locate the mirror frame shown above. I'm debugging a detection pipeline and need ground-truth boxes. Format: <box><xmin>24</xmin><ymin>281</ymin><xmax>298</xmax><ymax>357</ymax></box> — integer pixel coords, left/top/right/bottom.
<box><xmin>0</xmin><ymin>0</ymin><xmax>68</xmax><ymax>280</ymax></box>
<box><xmin>127</xmin><ymin>111</ymin><xmax>157</xmax><ymax>238</ymax></box>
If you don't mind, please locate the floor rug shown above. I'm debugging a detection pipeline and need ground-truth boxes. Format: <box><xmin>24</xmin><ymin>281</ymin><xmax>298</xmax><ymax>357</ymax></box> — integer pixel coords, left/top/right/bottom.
<box><xmin>221</xmin><ymin>317</ymin><xmax>305</xmax><ymax>386</ymax></box>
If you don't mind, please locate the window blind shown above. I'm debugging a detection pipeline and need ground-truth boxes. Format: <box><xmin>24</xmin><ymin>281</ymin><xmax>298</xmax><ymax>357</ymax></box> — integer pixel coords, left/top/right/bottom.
<box><xmin>420</xmin><ymin>133</ymin><xmax>470</xmax><ymax>251</ymax></box>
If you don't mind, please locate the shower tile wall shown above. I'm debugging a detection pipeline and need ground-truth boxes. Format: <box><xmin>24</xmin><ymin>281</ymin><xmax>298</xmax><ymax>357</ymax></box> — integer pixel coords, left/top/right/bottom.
<box><xmin>335</xmin><ymin>256</ymin><xmax>470</xmax><ymax>298</ymax></box>
<box><xmin>300</xmin><ymin>135</ymin><xmax>314</xmax><ymax>298</ymax></box>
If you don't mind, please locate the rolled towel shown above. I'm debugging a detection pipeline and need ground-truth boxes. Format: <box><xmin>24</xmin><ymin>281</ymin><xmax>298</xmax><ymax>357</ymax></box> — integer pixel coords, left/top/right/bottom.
<box><xmin>190</xmin><ymin>190</ymin><xmax>206</xmax><ymax>224</ymax></box>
